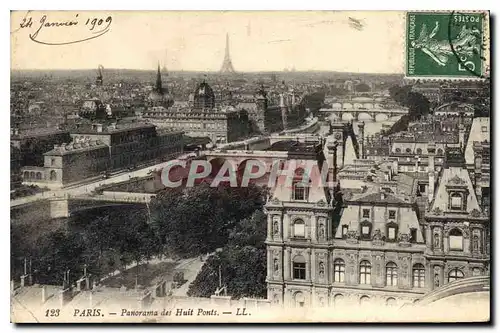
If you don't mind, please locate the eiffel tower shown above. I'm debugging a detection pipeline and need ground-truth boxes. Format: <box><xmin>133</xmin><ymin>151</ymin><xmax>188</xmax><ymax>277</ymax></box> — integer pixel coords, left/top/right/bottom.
<box><xmin>220</xmin><ymin>33</ymin><xmax>236</xmax><ymax>73</ymax></box>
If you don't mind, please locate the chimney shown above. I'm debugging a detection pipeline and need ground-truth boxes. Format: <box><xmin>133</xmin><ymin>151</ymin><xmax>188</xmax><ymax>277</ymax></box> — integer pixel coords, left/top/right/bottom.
<box><xmin>458</xmin><ymin>124</ymin><xmax>466</xmax><ymax>150</ymax></box>
<box><xmin>381</xmin><ymin>191</ymin><xmax>386</xmax><ymax>200</ymax></box>
<box><xmin>357</xmin><ymin>121</ymin><xmax>365</xmax><ymax>159</ymax></box>
<box><xmin>95</xmin><ymin>123</ymin><xmax>103</xmax><ymax>133</ymax></box>
<box><xmin>427</xmin><ymin>142</ymin><xmax>436</xmax><ymax>204</ymax></box>
<box><xmin>14</xmin><ymin>128</ymin><xmax>19</xmax><ymax>135</ymax></box>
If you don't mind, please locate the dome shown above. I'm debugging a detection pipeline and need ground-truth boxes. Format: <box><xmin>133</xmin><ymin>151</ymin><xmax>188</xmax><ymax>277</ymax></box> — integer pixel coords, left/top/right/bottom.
<box><xmin>193</xmin><ymin>80</ymin><xmax>215</xmax><ymax>109</ymax></box>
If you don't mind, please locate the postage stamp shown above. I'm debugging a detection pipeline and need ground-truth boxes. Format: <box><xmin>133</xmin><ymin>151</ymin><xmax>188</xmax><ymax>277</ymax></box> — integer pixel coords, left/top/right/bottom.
<box><xmin>406</xmin><ymin>11</ymin><xmax>489</xmax><ymax>79</ymax></box>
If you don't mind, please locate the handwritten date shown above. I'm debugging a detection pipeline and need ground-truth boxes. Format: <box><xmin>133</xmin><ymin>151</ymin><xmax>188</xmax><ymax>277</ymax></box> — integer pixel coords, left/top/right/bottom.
<box><xmin>19</xmin><ymin>13</ymin><xmax>112</xmax><ymax>45</ymax></box>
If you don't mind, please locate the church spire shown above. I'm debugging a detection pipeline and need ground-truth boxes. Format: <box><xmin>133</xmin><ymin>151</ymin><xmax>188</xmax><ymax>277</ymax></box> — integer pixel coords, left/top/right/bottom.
<box><xmin>155</xmin><ymin>61</ymin><xmax>163</xmax><ymax>93</ymax></box>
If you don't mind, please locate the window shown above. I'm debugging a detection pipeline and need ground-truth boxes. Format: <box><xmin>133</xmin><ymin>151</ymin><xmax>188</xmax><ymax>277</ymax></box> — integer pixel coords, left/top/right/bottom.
<box><xmin>472</xmin><ymin>267</ymin><xmax>483</xmax><ymax>276</ymax></box>
<box><xmin>362</xmin><ymin>209</ymin><xmax>370</xmax><ymax>218</ymax></box>
<box><xmin>412</xmin><ymin>264</ymin><xmax>425</xmax><ymax>288</ymax></box>
<box><xmin>293</xmin><ymin>291</ymin><xmax>305</xmax><ymax>307</ymax></box>
<box><xmin>333</xmin><ymin>294</ymin><xmax>344</xmax><ymax>307</ymax></box>
<box><xmin>449</xmin><ymin>229</ymin><xmax>463</xmax><ymax>250</ymax></box>
<box><xmin>386</xmin><ymin>262</ymin><xmax>398</xmax><ymax>286</ymax></box>
<box><xmin>341</xmin><ymin>225</ymin><xmax>349</xmax><ymax>238</ymax></box>
<box><xmin>416</xmin><ymin>148</ymin><xmax>423</xmax><ymax>155</ymax></box>
<box><xmin>292</xmin><ymin>182</ymin><xmax>308</xmax><ymax>201</ymax></box>
<box><xmin>359</xmin><ymin>295</ymin><xmax>370</xmax><ymax>306</ymax></box>
<box><xmin>387</xmin><ymin>223</ymin><xmax>398</xmax><ymax>241</ymax></box>
<box><xmin>293</xmin><ymin>256</ymin><xmax>306</xmax><ymax>280</ymax></box>
<box><xmin>386</xmin><ymin>297</ymin><xmax>396</xmax><ymax>306</ymax></box>
<box><xmin>51</xmin><ymin>158</ymin><xmax>55</xmax><ymax>166</ymax></box>
<box><xmin>293</xmin><ymin>219</ymin><xmax>305</xmax><ymax>238</ymax></box>
<box><xmin>359</xmin><ymin>260</ymin><xmax>371</xmax><ymax>285</ymax></box>
<box><xmin>360</xmin><ymin>221</ymin><xmax>372</xmax><ymax>240</ymax></box>
<box><xmin>410</xmin><ymin>228</ymin><xmax>417</xmax><ymax>243</ymax></box>
<box><xmin>481</xmin><ymin>126</ymin><xmax>488</xmax><ymax>133</ymax></box>
<box><xmin>437</xmin><ymin>148</ymin><xmax>444</xmax><ymax>155</ymax></box>
<box><xmin>395</xmin><ymin>148</ymin><xmax>401</xmax><ymax>153</ymax></box>
<box><xmin>388</xmin><ymin>210</ymin><xmax>396</xmax><ymax>219</ymax></box>
<box><xmin>450</xmin><ymin>193</ymin><xmax>463</xmax><ymax>210</ymax></box>
<box><xmin>333</xmin><ymin>259</ymin><xmax>345</xmax><ymax>283</ymax></box>
<box><xmin>49</xmin><ymin>170</ymin><xmax>57</xmax><ymax>181</ymax></box>
<box><xmin>406</xmin><ymin>148</ymin><xmax>412</xmax><ymax>153</ymax></box>
<box><xmin>448</xmin><ymin>268</ymin><xmax>464</xmax><ymax>282</ymax></box>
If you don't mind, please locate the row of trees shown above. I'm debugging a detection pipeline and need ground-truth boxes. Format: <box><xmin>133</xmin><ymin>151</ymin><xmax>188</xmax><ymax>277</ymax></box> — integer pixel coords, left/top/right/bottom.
<box><xmin>388</xmin><ymin>85</ymin><xmax>430</xmax><ymax>121</ymax></box>
<box><xmin>11</xmin><ymin>183</ymin><xmax>268</xmax><ymax>296</ymax></box>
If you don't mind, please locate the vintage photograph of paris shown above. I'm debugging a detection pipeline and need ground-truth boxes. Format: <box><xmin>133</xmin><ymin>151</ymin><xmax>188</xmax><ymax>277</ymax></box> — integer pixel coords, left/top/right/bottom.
<box><xmin>10</xmin><ymin>10</ymin><xmax>490</xmax><ymax>323</ymax></box>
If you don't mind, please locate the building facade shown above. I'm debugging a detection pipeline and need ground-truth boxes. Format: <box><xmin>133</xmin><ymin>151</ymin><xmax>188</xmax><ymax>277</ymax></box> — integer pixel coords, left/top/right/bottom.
<box><xmin>264</xmin><ymin>142</ymin><xmax>490</xmax><ymax>308</ymax></box>
<box><xmin>22</xmin><ymin>122</ymin><xmax>184</xmax><ymax>188</ymax></box>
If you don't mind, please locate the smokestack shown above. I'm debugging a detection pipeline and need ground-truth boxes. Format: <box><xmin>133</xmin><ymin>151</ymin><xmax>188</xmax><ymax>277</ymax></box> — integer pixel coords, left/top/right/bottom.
<box><xmin>357</xmin><ymin>121</ymin><xmax>365</xmax><ymax>159</ymax></box>
<box><xmin>427</xmin><ymin>142</ymin><xmax>436</xmax><ymax>204</ymax></box>
<box><xmin>458</xmin><ymin>124</ymin><xmax>466</xmax><ymax>150</ymax></box>
<box><xmin>332</xmin><ymin>141</ymin><xmax>339</xmax><ymax>182</ymax></box>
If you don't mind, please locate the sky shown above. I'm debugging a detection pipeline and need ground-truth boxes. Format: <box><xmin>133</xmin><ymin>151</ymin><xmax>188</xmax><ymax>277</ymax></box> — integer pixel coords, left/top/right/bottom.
<box><xmin>11</xmin><ymin>11</ymin><xmax>406</xmax><ymax>73</ymax></box>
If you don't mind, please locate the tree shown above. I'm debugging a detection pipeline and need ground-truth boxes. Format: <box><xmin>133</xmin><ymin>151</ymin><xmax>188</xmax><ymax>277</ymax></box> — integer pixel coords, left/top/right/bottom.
<box><xmin>150</xmin><ymin>183</ymin><xmax>266</xmax><ymax>258</ymax></box>
<box><xmin>187</xmin><ymin>211</ymin><xmax>268</xmax><ymax>299</ymax></box>
<box><xmin>389</xmin><ymin>85</ymin><xmax>430</xmax><ymax>120</ymax></box>
<box><xmin>355</xmin><ymin>83</ymin><xmax>371</xmax><ymax>93</ymax></box>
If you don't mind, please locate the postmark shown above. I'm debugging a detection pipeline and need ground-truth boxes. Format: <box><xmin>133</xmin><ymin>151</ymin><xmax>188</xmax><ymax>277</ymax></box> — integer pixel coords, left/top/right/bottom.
<box><xmin>406</xmin><ymin>11</ymin><xmax>489</xmax><ymax>79</ymax></box>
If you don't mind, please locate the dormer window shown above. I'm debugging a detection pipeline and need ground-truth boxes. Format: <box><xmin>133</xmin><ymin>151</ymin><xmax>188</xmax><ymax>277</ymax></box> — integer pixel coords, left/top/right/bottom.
<box><xmin>360</xmin><ymin>221</ymin><xmax>372</xmax><ymax>240</ymax></box>
<box><xmin>341</xmin><ymin>225</ymin><xmax>349</xmax><ymax>238</ymax></box>
<box><xmin>450</xmin><ymin>192</ymin><xmax>464</xmax><ymax>211</ymax></box>
<box><xmin>292</xmin><ymin>182</ymin><xmax>308</xmax><ymax>201</ymax></box>
<box><xmin>386</xmin><ymin>222</ymin><xmax>398</xmax><ymax>241</ymax></box>
<box><xmin>362</xmin><ymin>209</ymin><xmax>370</xmax><ymax>218</ymax></box>
<box><xmin>388</xmin><ymin>210</ymin><xmax>396</xmax><ymax>220</ymax></box>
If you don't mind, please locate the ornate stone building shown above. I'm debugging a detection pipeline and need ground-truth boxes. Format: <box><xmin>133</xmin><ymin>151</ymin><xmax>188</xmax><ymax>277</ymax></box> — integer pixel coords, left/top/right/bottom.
<box><xmin>264</xmin><ymin>142</ymin><xmax>490</xmax><ymax>308</ymax></box>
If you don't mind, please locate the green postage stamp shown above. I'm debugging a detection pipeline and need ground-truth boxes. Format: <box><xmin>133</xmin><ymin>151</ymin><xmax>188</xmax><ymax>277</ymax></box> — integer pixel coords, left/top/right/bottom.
<box><xmin>406</xmin><ymin>11</ymin><xmax>489</xmax><ymax>79</ymax></box>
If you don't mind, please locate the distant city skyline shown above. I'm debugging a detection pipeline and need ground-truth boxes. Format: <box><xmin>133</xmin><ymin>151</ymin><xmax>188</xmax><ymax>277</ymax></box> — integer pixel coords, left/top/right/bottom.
<box><xmin>11</xmin><ymin>11</ymin><xmax>405</xmax><ymax>73</ymax></box>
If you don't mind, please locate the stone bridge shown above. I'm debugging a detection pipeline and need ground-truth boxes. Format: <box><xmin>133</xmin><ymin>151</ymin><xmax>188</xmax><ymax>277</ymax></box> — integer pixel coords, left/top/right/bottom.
<box><xmin>320</xmin><ymin>107</ymin><xmax>408</xmax><ymax>122</ymax></box>
<box><xmin>11</xmin><ymin>192</ymin><xmax>155</xmax><ymax>220</ymax></box>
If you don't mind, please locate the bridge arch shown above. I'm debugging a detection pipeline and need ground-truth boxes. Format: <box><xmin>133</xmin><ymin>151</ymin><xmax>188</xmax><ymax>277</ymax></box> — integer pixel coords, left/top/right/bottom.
<box><xmin>341</xmin><ymin>112</ymin><xmax>355</xmax><ymax>121</ymax></box>
<box><xmin>343</xmin><ymin>103</ymin><xmax>353</xmax><ymax>110</ymax></box>
<box><xmin>375</xmin><ymin>113</ymin><xmax>389</xmax><ymax>122</ymax></box>
<box><xmin>358</xmin><ymin>112</ymin><xmax>373</xmax><ymax>121</ymax></box>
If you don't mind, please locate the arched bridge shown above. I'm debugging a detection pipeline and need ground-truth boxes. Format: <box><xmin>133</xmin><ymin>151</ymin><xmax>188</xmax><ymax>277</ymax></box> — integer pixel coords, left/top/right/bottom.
<box><xmin>320</xmin><ymin>107</ymin><xmax>408</xmax><ymax>122</ymax></box>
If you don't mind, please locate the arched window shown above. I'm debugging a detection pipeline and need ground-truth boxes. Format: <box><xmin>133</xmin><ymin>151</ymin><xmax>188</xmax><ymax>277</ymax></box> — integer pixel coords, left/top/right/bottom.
<box><xmin>36</xmin><ymin>172</ymin><xmax>42</xmax><ymax>180</ymax></box>
<box><xmin>50</xmin><ymin>170</ymin><xmax>57</xmax><ymax>181</ymax></box>
<box><xmin>359</xmin><ymin>260</ymin><xmax>371</xmax><ymax>285</ymax></box>
<box><xmin>437</xmin><ymin>148</ymin><xmax>444</xmax><ymax>155</ymax></box>
<box><xmin>386</xmin><ymin>297</ymin><xmax>396</xmax><ymax>307</ymax></box>
<box><xmin>333</xmin><ymin>259</ymin><xmax>345</xmax><ymax>283</ymax></box>
<box><xmin>405</xmin><ymin>148</ymin><xmax>412</xmax><ymax>153</ymax></box>
<box><xmin>293</xmin><ymin>255</ymin><xmax>306</xmax><ymax>280</ymax></box>
<box><xmin>293</xmin><ymin>291</ymin><xmax>305</xmax><ymax>308</ymax></box>
<box><xmin>23</xmin><ymin>171</ymin><xmax>29</xmax><ymax>180</ymax></box>
<box><xmin>416</xmin><ymin>148</ymin><xmax>422</xmax><ymax>155</ymax></box>
<box><xmin>395</xmin><ymin>148</ymin><xmax>401</xmax><ymax>153</ymax></box>
<box><xmin>293</xmin><ymin>219</ymin><xmax>305</xmax><ymax>238</ymax></box>
<box><xmin>412</xmin><ymin>264</ymin><xmax>425</xmax><ymax>288</ymax></box>
<box><xmin>359</xmin><ymin>295</ymin><xmax>370</xmax><ymax>306</ymax></box>
<box><xmin>449</xmin><ymin>229</ymin><xmax>464</xmax><ymax>251</ymax></box>
<box><xmin>30</xmin><ymin>171</ymin><xmax>36</xmax><ymax>179</ymax></box>
<box><xmin>386</xmin><ymin>262</ymin><xmax>398</xmax><ymax>286</ymax></box>
<box><xmin>333</xmin><ymin>294</ymin><xmax>344</xmax><ymax>307</ymax></box>
<box><xmin>448</xmin><ymin>268</ymin><xmax>464</xmax><ymax>282</ymax></box>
